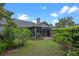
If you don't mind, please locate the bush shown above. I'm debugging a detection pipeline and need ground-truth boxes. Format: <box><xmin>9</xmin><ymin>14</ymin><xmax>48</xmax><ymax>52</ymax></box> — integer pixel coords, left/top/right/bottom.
<box><xmin>13</xmin><ymin>28</ymin><xmax>31</xmax><ymax>39</ymax></box>
<box><xmin>65</xmin><ymin>50</ymin><xmax>79</xmax><ymax>56</ymax></box>
<box><xmin>0</xmin><ymin>40</ymin><xmax>7</xmax><ymax>54</ymax></box>
<box><xmin>0</xmin><ymin>26</ymin><xmax>31</xmax><ymax>52</ymax></box>
<box><xmin>10</xmin><ymin>28</ymin><xmax>31</xmax><ymax>48</ymax></box>
<box><xmin>72</xmin><ymin>33</ymin><xmax>79</xmax><ymax>47</ymax></box>
<box><xmin>53</xmin><ymin>26</ymin><xmax>79</xmax><ymax>50</ymax></box>
<box><xmin>11</xmin><ymin>38</ymin><xmax>23</xmax><ymax>48</ymax></box>
<box><xmin>0</xmin><ymin>18</ymin><xmax>31</xmax><ymax>54</ymax></box>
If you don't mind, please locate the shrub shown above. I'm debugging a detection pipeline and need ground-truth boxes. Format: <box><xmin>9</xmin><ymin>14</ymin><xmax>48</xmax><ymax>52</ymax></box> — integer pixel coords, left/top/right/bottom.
<box><xmin>0</xmin><ymin>40</ymin><xmax>7</xmax><ymax>54</ymax></box>
<box><xmin>11</xmin><ymin>38</ymin><xmax>23</xmax><ymax>48</ymax></box>
<box><xmin>53</xmin><ymin>32</ymin><xmax>72</xmax><ymax>50</ymax></box>
<box><xmin>72</xmin><ymin>33</ymin><xmax>79</xmax><ymax>47</ymax></box>
<box><xmin>2</xmin><ymin>25</ymin><xmax>16</xmax><ymax>48</ymax></box>
<box><xmin>1</xmin><ymin>26</ymin><xmax>31</xmax><ymax>50</ymax></box>
<box><xmin>13</xmin><ymin>28</ymin><xmax>31</xmax><ymax>39</ymax></box>
<box><xmin>53</xmin><ymin>26</ymin><xmax>79</xmax><ymax>50</ymax></box>
<box><xmin>10</xmin><ymin>28</ymin><xmax>31</xmax><ymax>47</ymax></box>
<box><xmin>65</xmin><ymin>50</ymin><xmax>79</xmax><ymax>56</ymax></box>
<box><xmin>0</xmin><ymin>17</ymin><xmax>31</xmax><ymax>54</ymax></box>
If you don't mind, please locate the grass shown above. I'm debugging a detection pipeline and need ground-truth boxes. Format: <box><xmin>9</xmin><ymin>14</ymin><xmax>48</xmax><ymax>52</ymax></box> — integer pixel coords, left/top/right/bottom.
<box><xmin>4</xmin><ymin>39</ymin><xmax>65</xmax><ymax>56</ymax></box>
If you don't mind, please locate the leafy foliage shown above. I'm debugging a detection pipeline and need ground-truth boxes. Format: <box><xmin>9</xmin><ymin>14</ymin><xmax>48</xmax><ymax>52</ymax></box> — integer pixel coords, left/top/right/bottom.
<box><xmin>11</xmin><ymin>28</ymin><xmax>31</xmax><ymax>48</ymax></box>
<box><xmin>65</xmin><ymin>50</ymin><xmax>79</xmax><ymax>56</ymax></box>
<box><xmin>55</xmin><ymin>17</ymin><xmax>75</xmax><ymax>28</ymax></box>
<box><xmin>0</xmin><ymin>3</ymin><xmax>5</xmax><ymax>7</ymax></box>
<box><xmin>0</xmin><ymin>40</ymin><xmax>7</xmax><ymax>54</ymax></box>
<box><xmin>0</xmin><ymin>3</ymin><xmax>31</xmax><ymax>54</ymax></box>
<box><xmin>53</xmin><ymin>26</ymin><xmax>79</xmax><ymax>51</ymax></box>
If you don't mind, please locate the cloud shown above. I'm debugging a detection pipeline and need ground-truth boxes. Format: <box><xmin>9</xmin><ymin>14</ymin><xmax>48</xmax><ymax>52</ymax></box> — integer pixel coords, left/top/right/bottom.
<box><xmin>50</xmin><ymin>6</ymin><xmax>69</xmax><ymax>17</ymax></box>
<box><xmin>42</xmin><ymin>7</ymin><xmax>47</xmax><ymax>10</ymax></box>
<box><xmin>52</xmin><ymin>19</ymin><xmax>59</xmax><ymax>26</ymax></box>
<box><xmin>31</xmin><ymin>20</ymin><xmax>37</xmax><ymax>23</ymax></box>
<box><xmin>11</xmin><ymin>15</ymin><xmax>15</xmax><ymax>18</ymax></box>
<box><xmin>31</xmin><ymin>19</ymin><xmax>44</xmax><ymax>23</ymax></box>
<box><xmin>50</xmin><ymin>6</ymin><xmax>79</xmax><ymax>18</ymax></box>
<box><xmin>59</xmin><ymin>6</ymin><xmax>70</xmax><ymax>14</ymax></box>
<box><xmin>40</xmin><ymin>6</ymin><xmax>47</xmax><ymax>10</ymax></box>
<box><xmin>17</xmin><ymin>14</ymin><xmax>29</xmax><ymax>21</ymax></box>
<box><xmin>50</xmin><ymin>12</ymin><xmax>58</xmax><ymax>17</ymax></box>
<box><xmin>59</xmin><ymin>6</ymin><xmax>79</xmax><ymax>14</ymax></box>
<box><xmin>68</xmin><ymin>6</ymin><xmax>79</xmax><ymax>13</ymax></box>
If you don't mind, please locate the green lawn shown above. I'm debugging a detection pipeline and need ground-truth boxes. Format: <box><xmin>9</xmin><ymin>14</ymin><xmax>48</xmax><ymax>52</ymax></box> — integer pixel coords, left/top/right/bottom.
<box><xmin>4</xmin><ymin>39</ymin><xmax>65</xmax><ymax>56</ymax></box>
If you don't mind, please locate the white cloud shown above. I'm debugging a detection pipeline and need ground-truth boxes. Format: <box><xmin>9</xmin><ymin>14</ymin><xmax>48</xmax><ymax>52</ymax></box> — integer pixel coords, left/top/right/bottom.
<box><xmin>40</xmin><ymin>5</ymin><xmax>47</xmax><ymax>10</ymax></box>
<box><xmin>50</xmin><ymin>6</ymin><xmax>69</xmax><ymax>17</ymax></box>
<box><xmin>52</xmin><ymin>19</ymin><xmax>59</xmax><ymax>26</ymax></box>
<box><xmin>50</xmin><ymin>6</ymin><xmax>79</xmax><ymax>18</ymax></box>
<box><xmin>59</xmin><ymin>6</ymin><xmax>70</xmax><ymax>14</ymax></box>
<box><xmin>11</xmin><ymin>15</ymin><xmax>15</xmax><ymax>18</ymax></box>
<box><xmin>59</xmin><ymin>6</ymin><xmax>79</xmax><ymax>14</ymax></box>
<box><xmin>68</xmin><ymin>6</ymin><xmax>79</xmax><ymax>13</ymax></box>
<box><xmin>17</xmin><ymin>14</ymin><xmax>29</xmax><ymax>21</ymax></box>
<box><xmin>31</xmin><ymin>20</ymin><xmax>37</xmax><ymax>23</ymax></box>
<box><xmin>50</xmin><ymin>12</ymin><xmax>58</xmax><ymax>17</ymax></box>
<box><xmin>42</xmin><ymin>7</ymin><xmax>47</xmax><ymax>10</ymax></box>
<box><xmin>31</xmin><ymin>19</ymin><xmax>44</xmax><ymax>23</ymax></box>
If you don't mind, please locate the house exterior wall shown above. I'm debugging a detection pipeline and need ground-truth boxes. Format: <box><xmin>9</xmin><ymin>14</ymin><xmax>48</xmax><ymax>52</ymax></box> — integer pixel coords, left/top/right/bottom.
<box><xmin>0</xmin><ymin>18</ymin><xmax>52</xmax><ymax>38</ymax></box>
<box><xmin>27</xmin><ymin>27</ymin><xmax>51</xmax><ymax>38</ymax></box>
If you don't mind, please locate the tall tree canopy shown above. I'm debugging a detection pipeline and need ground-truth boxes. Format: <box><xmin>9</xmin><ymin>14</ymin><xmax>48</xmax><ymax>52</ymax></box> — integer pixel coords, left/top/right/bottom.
<box><xmin>0</xmin><ymin>3</ymin><xmax>13</xmax><ymax>20</ymax></box>
<box><xmin>0</xmin><ymin>3</ymin><xmax>5</xmax><ymax>7</ymax></box>
<box><xmin>55</xmin><ymin>17</ymin><xmax>75</xmax><ymax>28</ymax></box>
<box><xmin>0</xmin><ymin>3</ymin><xmax>16</xmax><ymax>26</ymax></box>
<box><xmin>0</xmin><ymin>4</ymin><xmax>16</xmax><ymax>41</ymax></box>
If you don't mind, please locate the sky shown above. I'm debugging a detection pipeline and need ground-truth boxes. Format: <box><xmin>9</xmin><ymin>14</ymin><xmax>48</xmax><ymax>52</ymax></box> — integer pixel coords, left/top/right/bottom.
<box><xmin>4</xmin><ymin>3</ymin><xmax>79</xmax><ymax>26</ymax></box>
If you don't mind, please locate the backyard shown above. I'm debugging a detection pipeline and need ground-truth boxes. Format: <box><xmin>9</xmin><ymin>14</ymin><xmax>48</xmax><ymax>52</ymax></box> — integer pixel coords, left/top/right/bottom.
<box><xmin>3</xmin><ymin>39</ymin><xmax>65</xmax><ymax>56</ymax></box>
<box><xmin>0</xmin><ymin>3</ymin><xmax>79</xmax><ymax>56</ymax></box>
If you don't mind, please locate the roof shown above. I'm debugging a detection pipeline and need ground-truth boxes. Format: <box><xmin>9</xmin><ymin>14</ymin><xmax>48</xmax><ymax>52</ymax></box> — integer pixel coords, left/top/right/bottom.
<box><xmin>15</xmin><ymin>20</ymin><xmax>36</xmax><ymax>27</ymax></box>
<box><xmin>35</xmin><ymin>21</ymin><xmax>50</xmax><ymax>27</ymax></box>
<box><xmin>75</xmin><ymin>24</ymin><xmax>79</xmax><ymax>25</ymax></box>
<box><xmin>0</xmin><ymin>19</ymin><xmax>50</xmax><ymax>28</ymax></box>
<box><xmin>15</xmin><ymin>20</ymin><xmax>50</xmax><ymax>28</ymax></box>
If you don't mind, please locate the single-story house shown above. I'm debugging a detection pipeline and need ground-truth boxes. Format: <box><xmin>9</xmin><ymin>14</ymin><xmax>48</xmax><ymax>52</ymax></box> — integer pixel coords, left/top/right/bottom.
<box><xmin>0</xmin><ymin>18</ymin><xmax>52</xmax><ymax>38</ymax></box>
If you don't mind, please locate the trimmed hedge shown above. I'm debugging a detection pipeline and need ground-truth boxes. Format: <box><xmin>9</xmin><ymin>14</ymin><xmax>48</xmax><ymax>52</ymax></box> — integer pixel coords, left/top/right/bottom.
<box><xmin>53</xmin><ymin>26</ymin><xmax>79</xmax><ymax>50</ymax></box>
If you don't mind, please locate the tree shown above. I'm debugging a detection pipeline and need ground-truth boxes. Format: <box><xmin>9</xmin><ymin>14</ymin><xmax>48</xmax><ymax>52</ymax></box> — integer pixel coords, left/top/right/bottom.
<box><xmin>0</xmin><ymin>3</ymin><xmax>5</xmax><ymax>7</ymax></box>
<box><xmin>0</xmin><ymin>3</ymin><xmax>13</xmax><ymax>20</ymax></box>
<box><xmin>55</xmin><ymin>17</ymin><xmax>75</xmax><ymax>28</ymax></box>
<box><xmin>0</xmin><ymin>4</ymin><xmax>16</xmax><ymax>47</ymax></box>
<box><xmin>0</xmin><ymin>4</ymin><xmax>31</xmax><ymax>48</ymax></box>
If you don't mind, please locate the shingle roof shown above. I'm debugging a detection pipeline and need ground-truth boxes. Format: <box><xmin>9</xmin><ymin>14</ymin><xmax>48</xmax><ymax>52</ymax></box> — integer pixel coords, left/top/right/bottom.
<box><xmin>15</xmin><ymin>20</ymin><xmax>36</xmax><ymax>27</ymax></box>
<box><xmin>14</xmin><ymin>20</ymin><xmax>49</xmax><ymax>28</ymax></box>
<box><xmin>0</xmin><ymin>19</ymin><xmax>50</xmax><ymax>28</ymax></box>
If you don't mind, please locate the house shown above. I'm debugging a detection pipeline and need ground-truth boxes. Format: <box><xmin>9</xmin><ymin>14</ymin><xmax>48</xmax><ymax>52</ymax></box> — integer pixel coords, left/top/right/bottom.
<box><xmin>0</xmin><ymin>18</ymin><xmax>52</xmax><ymax>38</ymax></box>
<box><xmin>75</xmin><ymin>24</ymin><xmax>79</xmax><ymax>26</ymax></box>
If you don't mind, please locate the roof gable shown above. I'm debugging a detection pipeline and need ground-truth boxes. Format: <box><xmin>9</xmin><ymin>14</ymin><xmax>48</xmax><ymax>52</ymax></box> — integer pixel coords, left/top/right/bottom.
<box><xmin>38</xmin><ymin>21</ymin><xmax>50</xmax><ymax>27</ymax></box>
